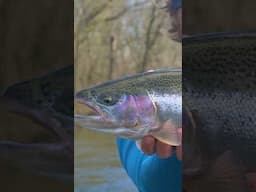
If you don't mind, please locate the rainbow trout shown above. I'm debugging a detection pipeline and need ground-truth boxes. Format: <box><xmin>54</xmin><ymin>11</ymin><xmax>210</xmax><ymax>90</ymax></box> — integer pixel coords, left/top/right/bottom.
<box><xmin>75</xmin><ymin>69</ymin><xmax>182</xmax><ymax>146</ymax></box>
<box><xmin>182</xmin><ymin>32</ymin><xmax>256</xmax><ymax>192</ymax></box>
<box><xmin>183</xmin><ymin>32</ymin><xmax>256</xmax><ymax>168</ymax></box>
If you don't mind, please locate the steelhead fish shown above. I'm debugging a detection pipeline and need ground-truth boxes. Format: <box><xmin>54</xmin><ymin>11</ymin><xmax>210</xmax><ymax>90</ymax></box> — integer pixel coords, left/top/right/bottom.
<box><xmin>182</xmin><ymin>32</ymin><xmax>256</xmax><ymax>192</ymax></box>
<box><xmin>183</xmin><ymin>32</ymin><xmax>256</xmax><ymax>170</ymax></box>
<box><xmin>75</xmin><ymin>68</ymin><xmax>182</xmax><ymax>146</ymax></box>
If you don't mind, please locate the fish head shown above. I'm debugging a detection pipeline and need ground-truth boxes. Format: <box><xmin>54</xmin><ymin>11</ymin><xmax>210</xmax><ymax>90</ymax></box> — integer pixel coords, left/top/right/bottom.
<box><xmin>75</xmin><ymin>80</ymin><xmax>157</xmax><ymax>138</ymax></box>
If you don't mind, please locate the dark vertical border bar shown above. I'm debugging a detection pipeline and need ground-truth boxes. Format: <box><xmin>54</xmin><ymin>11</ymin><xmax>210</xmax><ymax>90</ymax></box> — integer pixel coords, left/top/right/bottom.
<box><xmin>0</xmin><ymin>0</ymin><xmax>74</xmax><ymax>191</ymax></box>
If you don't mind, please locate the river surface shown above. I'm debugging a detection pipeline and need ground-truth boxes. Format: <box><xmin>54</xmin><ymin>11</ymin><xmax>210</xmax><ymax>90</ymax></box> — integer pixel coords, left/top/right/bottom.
<box><xmin>75</xmin><ymin>128</ymin><xmax>138</xmax><ymax>192</ymax></box>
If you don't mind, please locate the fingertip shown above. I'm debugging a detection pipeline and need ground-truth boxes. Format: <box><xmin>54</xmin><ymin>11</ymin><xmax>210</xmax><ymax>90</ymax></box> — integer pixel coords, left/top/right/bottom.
<box><xmin>141</xmin><ymin>135</ymin><xmax>155</xmax><ymax>155</ymax></box>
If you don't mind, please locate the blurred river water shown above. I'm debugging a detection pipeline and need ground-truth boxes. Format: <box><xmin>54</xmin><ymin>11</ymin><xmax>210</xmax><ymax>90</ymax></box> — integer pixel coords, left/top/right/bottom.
<box><xmin>75</xmin><ymin>128</ymin><xmax>138</xmax><ymax>192</ymax></box>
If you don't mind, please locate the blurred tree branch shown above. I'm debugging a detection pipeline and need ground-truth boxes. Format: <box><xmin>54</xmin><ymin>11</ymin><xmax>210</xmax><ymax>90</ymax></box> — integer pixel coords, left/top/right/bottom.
<box><xmin>104</xmin><ymin>1</ymin><xmax>147</xmax><ymax>22</ymax></box>
<box><xmin>139</xmin><ymin>6</ymin><xmax>165</xmax><ymax>72</ymax></box>
<box><xmin>85</xmin><ymin>2</ymin><xmax>109</xmax><ymax>24</ymax></box>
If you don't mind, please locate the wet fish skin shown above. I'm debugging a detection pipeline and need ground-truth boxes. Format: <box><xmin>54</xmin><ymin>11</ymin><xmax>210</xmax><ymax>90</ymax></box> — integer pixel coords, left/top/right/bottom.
<box><xmin>182</xmin><ymin>32</ymin><xmax>256</xmax><ymax>192</ymax></box>
<box><xmin>183</xmin><ymin>32</ymin><xmax>256</xmax><ymax>170</ymax></box>
<box><xmin>75</xmin><ymin>68</ymin><xmax>182</xmax><ymax>146</ymax></box>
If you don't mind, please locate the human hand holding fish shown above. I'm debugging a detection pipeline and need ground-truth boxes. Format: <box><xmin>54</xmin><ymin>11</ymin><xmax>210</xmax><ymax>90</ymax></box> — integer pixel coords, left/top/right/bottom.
<box><xmin>140</xmin><ymin>123</ymin><xmax>182</xmax><ymax>160</ymax></box>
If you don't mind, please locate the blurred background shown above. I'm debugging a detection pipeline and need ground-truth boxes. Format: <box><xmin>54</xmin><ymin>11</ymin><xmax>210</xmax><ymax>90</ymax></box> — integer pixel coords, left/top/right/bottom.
<box><xmin>74</xmin><ymin>0</ymin><xmax>181</xmax><ymax>191</ymax></box>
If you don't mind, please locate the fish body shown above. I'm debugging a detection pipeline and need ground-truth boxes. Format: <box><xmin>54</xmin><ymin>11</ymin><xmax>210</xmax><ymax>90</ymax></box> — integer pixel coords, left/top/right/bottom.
<box><xmin>75</xmin><ymin>68</ymin><xmax>182</xmax><ymax>146</ymax></box>
<box><xmin>183</xmin><ymin>32</ymin><xmax>256</xmax><ymax>171</ymax></box>
<box><xmin>182</xmin><ymin>32</ymin><xmax>256</xmax><ymax>192</ymax></box>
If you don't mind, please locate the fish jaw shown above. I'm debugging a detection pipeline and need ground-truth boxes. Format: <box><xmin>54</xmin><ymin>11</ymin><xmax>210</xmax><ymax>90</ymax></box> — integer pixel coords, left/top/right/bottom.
<box><xmin>74</xmin><ymin>114</ymin><xmax>153</xmax><ymax>139</ymax></box>
<box><xmin>75</xmin><ymin>92</ymin><xmax>122</xmax><ymax>132</ymax></box>
<box><xmin>75</xmin><ymin>96</ymin><xmax>107</xmax><ymax>121</ymax></box>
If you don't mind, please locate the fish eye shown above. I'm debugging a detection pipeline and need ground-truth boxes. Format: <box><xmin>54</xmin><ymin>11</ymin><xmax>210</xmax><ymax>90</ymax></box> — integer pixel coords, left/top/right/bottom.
<box><xmin>98</xmin><ymin>94</ymin><xmax>121</xmax><ymax>106</ymax></box>
<box><xmin>103</xmin><ymin>96</ymin><xmax>114</xmax><ymax>105</ymax></box>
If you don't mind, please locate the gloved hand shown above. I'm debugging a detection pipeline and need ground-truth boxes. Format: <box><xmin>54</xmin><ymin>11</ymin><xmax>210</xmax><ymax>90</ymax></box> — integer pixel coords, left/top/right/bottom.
<box><xmin>116</xmin><ymin>138</ymin><xmax>181</xmax><ymax>192</ymax></box>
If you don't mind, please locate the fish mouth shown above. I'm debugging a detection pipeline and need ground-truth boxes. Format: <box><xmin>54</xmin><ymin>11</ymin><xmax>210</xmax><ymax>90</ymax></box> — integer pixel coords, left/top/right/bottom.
<box><xmin>75</xmin><ymin>97</ymin><xmax>118</xmax><ymax>129</ymax></box>
<box><xmin>75</xmin><ymin>97</ymin><xmax>104</xmax><ymax>118</ymax></box>
<box><xmin>75</xmin><ymin>114</ymin><xmax>147</xmax><ymax>139</ymax></box>
<box><xmin>74</xmin><ymin>98</ymin><xmax>149</xmax><ymax>139</ymax></box>
<box><xmin>75</xmin><ymin>101</ymin><xmax>105</xmax><ymax>120</ymax></box>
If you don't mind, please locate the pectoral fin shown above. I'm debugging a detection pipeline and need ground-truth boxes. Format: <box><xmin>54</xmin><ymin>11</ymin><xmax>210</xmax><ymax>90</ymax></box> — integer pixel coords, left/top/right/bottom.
<box><xmin>151</xmin><ymin>120</ymin><xmax>181</xmax><ymax>146</ymax></box>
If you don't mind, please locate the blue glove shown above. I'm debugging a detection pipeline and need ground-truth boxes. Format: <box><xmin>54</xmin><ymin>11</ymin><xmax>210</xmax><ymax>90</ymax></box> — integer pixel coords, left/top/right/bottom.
<box><xmin>116</xmin><ymin>138</ymin><xmax>181</xmax><ymax>192</ymax></box>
